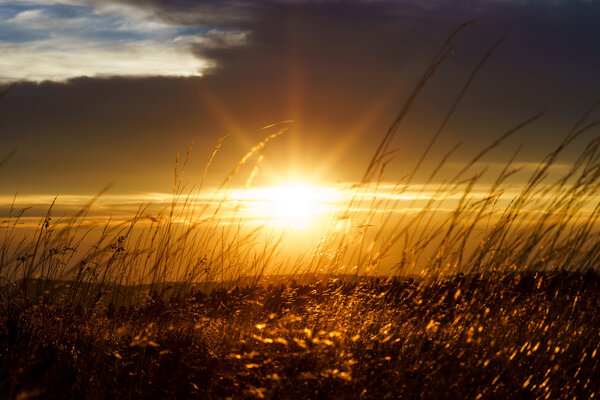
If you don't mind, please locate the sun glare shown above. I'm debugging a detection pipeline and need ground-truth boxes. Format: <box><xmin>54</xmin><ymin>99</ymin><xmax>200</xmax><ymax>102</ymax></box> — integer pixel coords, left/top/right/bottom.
<box><xmin>236</xmin><ymin>181</ymin><xmax>341</xmax><ymax>229</ymax></box>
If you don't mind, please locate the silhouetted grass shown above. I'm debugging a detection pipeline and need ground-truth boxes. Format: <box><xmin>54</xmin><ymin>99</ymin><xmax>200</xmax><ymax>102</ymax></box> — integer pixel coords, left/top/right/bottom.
<box><xmin>2</xmin><ymin>21</ymin><xmax>600</xmax><ymax>399</ymax></box>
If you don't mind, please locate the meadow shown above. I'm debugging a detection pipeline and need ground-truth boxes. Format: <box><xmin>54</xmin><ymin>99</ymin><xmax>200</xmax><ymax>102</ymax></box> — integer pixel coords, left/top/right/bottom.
<box><xmin>2</xmin><ymin>21</ymin><xmax>600</xmax><ymax>399</ymax></box>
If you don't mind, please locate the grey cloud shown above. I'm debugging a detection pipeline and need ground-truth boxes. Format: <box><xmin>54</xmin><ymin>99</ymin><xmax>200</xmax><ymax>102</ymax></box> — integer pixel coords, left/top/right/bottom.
<box><xmin>1</xmin><ymin>0</ymin><xmax>600</xmax><ymax>194</ymax></box>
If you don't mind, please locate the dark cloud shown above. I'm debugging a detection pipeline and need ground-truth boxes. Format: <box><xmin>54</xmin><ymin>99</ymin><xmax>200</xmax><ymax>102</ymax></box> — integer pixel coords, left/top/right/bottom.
<box><xmin>1</xmin><ymin>0</ymin><xmax>600</xmax><ymax>195</ymax></box>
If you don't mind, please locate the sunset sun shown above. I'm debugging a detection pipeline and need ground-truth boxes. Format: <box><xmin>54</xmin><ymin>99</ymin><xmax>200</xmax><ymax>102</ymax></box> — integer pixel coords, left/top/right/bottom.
<box><xmin>236</xmin><ymin>181</ymin><xmax>341</xmax><ymax>228</ymax></box>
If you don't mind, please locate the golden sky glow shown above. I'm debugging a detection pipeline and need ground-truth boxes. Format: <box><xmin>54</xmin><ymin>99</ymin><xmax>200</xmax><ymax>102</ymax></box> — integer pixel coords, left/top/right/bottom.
<box><xmin>2</xmin><ymin>175</ymin><xmax>600</xmax><ymax>279</ymax></box>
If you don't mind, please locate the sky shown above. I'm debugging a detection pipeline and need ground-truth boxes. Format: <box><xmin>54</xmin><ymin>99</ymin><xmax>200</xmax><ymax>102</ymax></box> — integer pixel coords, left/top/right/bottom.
<box><xmin>1</xmin><ymin>0</ymin><xmax>600</xmax><ymax>197</ymax></box>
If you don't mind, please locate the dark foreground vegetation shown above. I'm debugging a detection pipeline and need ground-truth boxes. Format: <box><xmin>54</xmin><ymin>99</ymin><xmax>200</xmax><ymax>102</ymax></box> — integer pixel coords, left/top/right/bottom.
<box><xmin>1</xmin><ymin>272</ymin><xmax>599</xmax><ymax>399</ymax></box>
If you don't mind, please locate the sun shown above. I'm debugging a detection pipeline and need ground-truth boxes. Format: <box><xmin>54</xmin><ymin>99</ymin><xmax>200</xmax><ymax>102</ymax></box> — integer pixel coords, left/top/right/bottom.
<box><xmin>237</xmin><ymin>181</ymin><xmax>341</xmax><ymax>229</ymax></box>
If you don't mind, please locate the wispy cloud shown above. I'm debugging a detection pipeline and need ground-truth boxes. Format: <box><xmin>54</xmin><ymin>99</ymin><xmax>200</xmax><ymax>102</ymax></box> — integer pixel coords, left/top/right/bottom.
<box><xmin>0</xmin><ymin>0</ymin><xmax>246</xmax><ymax>82</ymax></box>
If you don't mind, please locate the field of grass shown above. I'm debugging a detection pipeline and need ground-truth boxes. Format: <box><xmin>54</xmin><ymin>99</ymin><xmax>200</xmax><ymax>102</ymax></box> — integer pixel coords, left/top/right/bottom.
<box><xmin>1</xmin><ymin>273</ymin><xmax>599</xmax><ymax>399</ymax></box>
<box><xmin>2</xmin><ymin>22</ymin><xmax>600</xmax><ymax>399</ymax></box>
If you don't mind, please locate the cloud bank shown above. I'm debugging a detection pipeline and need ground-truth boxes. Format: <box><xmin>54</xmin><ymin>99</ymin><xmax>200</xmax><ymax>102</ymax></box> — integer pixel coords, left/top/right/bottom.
<box><xmin>0</xmin><ymin>0</ymin><xmax>247</xmax><ymax>82</ymax></box>
<box><xmin>1</xmin><ymin>0</ymin><xmax>600</xmax><ymax>195</ymax></box>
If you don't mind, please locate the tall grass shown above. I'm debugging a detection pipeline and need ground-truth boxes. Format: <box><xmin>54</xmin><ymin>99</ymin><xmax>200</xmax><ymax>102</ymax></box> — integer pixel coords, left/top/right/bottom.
<box><xmin>1</xmin><ymin>21</ymin><xmax>600</xmax><ymax>399</ymax></box>
<box><xmin>1</xmin><ymin>20</ymin><xmax>600</xmax><ymax>302</ymax></box>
